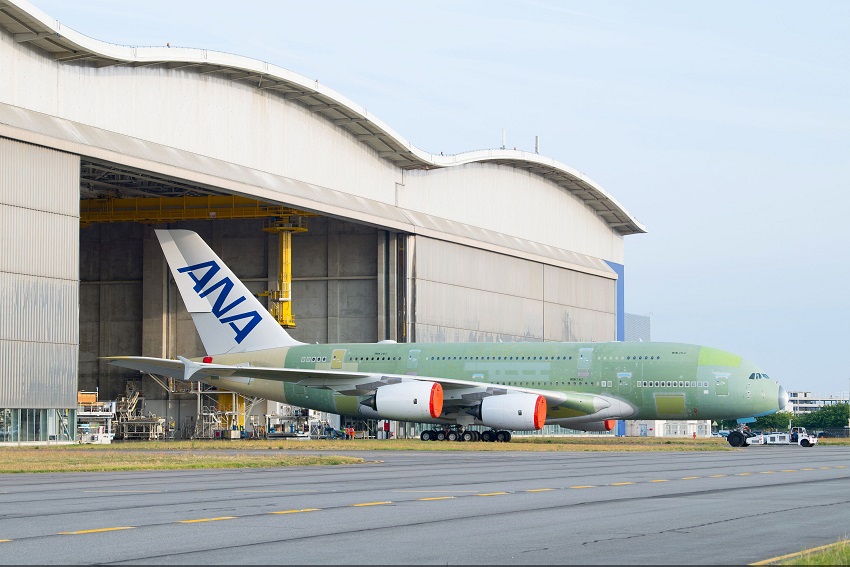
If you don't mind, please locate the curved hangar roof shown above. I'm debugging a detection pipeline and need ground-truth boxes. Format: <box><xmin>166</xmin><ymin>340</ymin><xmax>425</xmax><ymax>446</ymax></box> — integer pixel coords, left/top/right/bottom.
<box><xmin>0</xmin><ymin>0</ymin><xmax>646</xmax><ymax>236</ymax></box>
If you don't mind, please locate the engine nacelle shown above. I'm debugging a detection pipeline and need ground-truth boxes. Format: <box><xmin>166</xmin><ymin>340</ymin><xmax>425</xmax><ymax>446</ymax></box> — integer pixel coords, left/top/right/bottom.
<box><xmin>478</xmin><ymin>394</ymin><xmax>546</xmax><ymax>431</ymax></box>
<box><xmin>365</xmin><ymin>381</ymin><xmax>444</xmax><ymax>421</ymax></box>
<box><xmin>559</xmin><ymin>419</ymin><xmax>617</xmax><ymax>432</ymax></box>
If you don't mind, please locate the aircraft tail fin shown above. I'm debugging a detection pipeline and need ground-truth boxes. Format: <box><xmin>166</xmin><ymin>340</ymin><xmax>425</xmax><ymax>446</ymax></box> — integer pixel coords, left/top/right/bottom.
<box><xmin>155</xmin><ymin>229</ymin><xmax>303</xmax><ymax>354</ymax></box>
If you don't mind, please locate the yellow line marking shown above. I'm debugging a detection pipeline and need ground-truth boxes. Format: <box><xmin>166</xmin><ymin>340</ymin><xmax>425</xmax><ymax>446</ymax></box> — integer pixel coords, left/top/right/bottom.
<box><xmin>709</xmin><ymin>474</ymin><xmax>727</xmax><ymax>478</ymax></box>
<box><xmin>650</xmin><ymin>479</ymin><xmax>669</xmax><ymax>483</ymax></box>
<box><xmin>749</xmin><ymin>539</ymin><xmax>850</xmax><ymax>565</ymax></box>
<box><xmin>269</xmin><ymin>508</ymin><xmax>320</xmax><ymax>515</ymax></box>
<box><xmin>476</xmin><ymin>492</ymin><xmax>510</xmax><ymax>496</ymax></box>
<box><xmin>418</xmin><ymin>496</ymin><xmax>456</xmax><ymax>501</ymax></box>
<box><xmin>681</xmin><ymin>476</ymin><xmax>699</xmax><ymax>480</ymax></box>
<box><xmin>780</xmin><ymin>469</ymin><xmax>797</xmax><ymax>473</ymax></box>
<box><xmin>819</xmin><ymin>466</ymin><xmax>831</xmax><ymax>469</ymax></box>
<box><xmin>610</xmin><ymin>482</ymin><xmax>634</xmax><ymax>486</ymax></box>
<box><xmin>59</xmin><ymin>527</ymin><xmax>135</xmax><ymax>535</ymax></box>
<box><xmin>178</xmin><ymin>517</ymin><xmax>237</xmax><ymax>524</ymax></box>
<box><xmin>837</xmin><ymin>466</ymin><xmax>847</xmax><ymax>469</ymax></box>
<box><xmin>525</xmin><ymin>488</ymin><xmax>554</xmax><ymax>492</ymax></box>
<box><xmin>352</xmin><ymin>501</ymin><xmax>392</xmax><ymax>507</ymax></box>
<box><xmin>0</xmin><ymin>539</ymin><xmax>12</xmax><ymax>542</ymax></box>
<box><xmin>760</xmin><ymin>471</ymin><xmax>775</xmax><ymax>474</ymax></box>
<box><xmin>569</xmin><ymin>485</ymin><xmax>596</xmax><ymax>489</ymax></box>
<box><xmin>736</xmin><ymin>472</ymin><xmax>752</xmax><ymax>476</ymax></box>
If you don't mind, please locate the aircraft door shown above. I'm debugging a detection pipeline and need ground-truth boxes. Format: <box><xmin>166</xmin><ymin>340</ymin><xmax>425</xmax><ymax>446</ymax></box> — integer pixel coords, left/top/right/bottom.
<box><xmin>715</xmin><ymin>375</ymin><xmax>729</xmax><ymax>396</ymax></box>
<box><xmin>578</xmin><ymin>348</ymin><xmax>593</xmax><ymax>378</ymax></box>
<box><xmin>331</xmin><ymin>349</ymin><xmax>346</xmax><ymax>370</ymax></box>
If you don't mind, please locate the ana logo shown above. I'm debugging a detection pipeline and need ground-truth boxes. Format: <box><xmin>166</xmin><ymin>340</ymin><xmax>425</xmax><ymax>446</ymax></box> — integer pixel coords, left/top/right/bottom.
<box><xmin>178</xmin><ymin>261</ymin><xmax>262</xmax><ymax>344</ymax></box>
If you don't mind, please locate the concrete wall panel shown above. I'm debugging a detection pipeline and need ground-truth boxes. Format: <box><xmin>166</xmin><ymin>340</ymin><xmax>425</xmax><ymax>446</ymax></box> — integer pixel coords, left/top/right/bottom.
<box><xmin>411</xmin><ymin>236</ymin><xmax>616</xmax><ymax>345</ymax></box>
<box><xmin>415</xmin><ymin>237</ymin><xmax>544</xmax><ymax>300</ymax></box>
<box><xmin>0</xmin><ymin>139</ymin><xmax>78</xmax><ymax>409</ymax></box>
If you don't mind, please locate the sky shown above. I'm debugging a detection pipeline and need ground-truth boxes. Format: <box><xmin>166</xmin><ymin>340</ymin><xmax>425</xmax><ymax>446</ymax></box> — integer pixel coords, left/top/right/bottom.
<box><xmin>29</xmin><ymin>1</ymin><xmax>850</xmax><ymax>395</ymax></box>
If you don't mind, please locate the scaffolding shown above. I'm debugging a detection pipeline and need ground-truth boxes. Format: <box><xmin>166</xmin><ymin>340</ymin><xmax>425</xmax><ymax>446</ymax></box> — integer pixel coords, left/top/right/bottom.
<box><xmin>77</xmin><ymin>390</ymin><xmax>115</xmax><ymax>444</ymax></box>
<box><xmin>114</xmin><ymin>380</ymin><xmax>167</xmax><ymax>441</ymax></box>
<box><xmin>145</xmin><ymin>374</ymin><xmax>265</xmax><ymax>439</ymax></box>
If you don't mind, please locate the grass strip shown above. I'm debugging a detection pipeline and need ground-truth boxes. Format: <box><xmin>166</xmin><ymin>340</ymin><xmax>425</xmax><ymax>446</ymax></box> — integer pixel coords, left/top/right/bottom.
<box><xmin>0</xmin><ymin>448</ymin><xmax>362</xmax><ymax>473</ymax></box>
<box><xmin>751</xmin><ymin>538</ymin><xmax>850</xmax><ymax>565</ymax></box>
<box><xmin>779</xmin><ymin>539</ymin><xmax>850</xmax><ymax>565</ymax></box>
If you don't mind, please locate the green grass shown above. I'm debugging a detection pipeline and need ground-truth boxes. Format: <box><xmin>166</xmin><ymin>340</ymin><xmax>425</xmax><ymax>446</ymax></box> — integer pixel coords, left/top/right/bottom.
<box><xmin>769</xmin><ymin>539</ymin><xmax>850</xmax><ymax>565</ymax></box>
<box><xmin>4</xmin><ymin>435</ymin><xmax>846</xmax><ymax>473</ymax></box>
<box><xmin>0</xmin><ymin>447</ymin><xmax>362</xmax><ymax>473</ymax></box>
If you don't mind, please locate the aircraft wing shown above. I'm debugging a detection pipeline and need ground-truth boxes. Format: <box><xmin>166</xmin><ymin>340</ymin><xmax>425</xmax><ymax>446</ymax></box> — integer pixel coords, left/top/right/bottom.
<box><xmin>105</xmin><ymin>355</ymin><xmax>578</xmax><ymax>410</ymax></box>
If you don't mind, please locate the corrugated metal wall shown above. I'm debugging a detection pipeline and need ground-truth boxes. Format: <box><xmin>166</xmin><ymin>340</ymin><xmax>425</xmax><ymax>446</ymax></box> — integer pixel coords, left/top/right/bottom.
<box><xmin>0</xmin><ymin>138</ymin><xmax>79</xmax><ymax>409</ymax></box>
<box><xmin>412</xmin><ymin>237</ymin><xmax>616</xmax><ymax>343</ymax></box>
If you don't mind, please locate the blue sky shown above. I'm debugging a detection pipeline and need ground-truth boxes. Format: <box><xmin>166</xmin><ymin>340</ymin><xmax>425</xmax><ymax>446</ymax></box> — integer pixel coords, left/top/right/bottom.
<box><xmin>31</xmin><ymin>1</ymin><xmax>850</xmax><ymax>395</ymax></box>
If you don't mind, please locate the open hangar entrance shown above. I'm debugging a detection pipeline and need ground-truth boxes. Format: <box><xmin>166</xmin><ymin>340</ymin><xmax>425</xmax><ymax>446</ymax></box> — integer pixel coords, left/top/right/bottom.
<box><xmin>78</xmin><ymin>157</ymin><xmax>395</xmax><ymax>438</ymax></box>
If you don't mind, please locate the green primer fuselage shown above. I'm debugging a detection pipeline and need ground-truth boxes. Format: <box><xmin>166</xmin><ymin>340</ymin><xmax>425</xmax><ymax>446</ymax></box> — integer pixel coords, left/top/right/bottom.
<box><xmin>204</xmin><ymin>341</ymin><xmax>781</xmax><ymax>425</ymax></box>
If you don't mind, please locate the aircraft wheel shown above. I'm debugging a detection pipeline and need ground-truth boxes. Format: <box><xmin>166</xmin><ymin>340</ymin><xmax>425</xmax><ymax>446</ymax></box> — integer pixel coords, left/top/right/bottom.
<box><xmin>480</xmin><ymin>430</ymin><xmax>494</xmax><ymax>442</ymax></box>
<box><xmin>447</xmin><ymin>431</ymin><xmax>459</xmax><ymax>442</ymax></box>
<box><xmin>436</xmin><ymin>431</ymin><xmax>447</xmax><ymax>441</ymax></box>
<box><xmin>420</xmin><ymin>430</ymin><xmax>433</xmax><ymax>442</ymax></box>
<box><xmin>472</xmin><ymin>431</ymin><xmax>481</xmax><ymax>442</ymax></box>
<box><xmin>462</xmin><ymin>431</ymin><xmax>474</xmax><ymax>442</ymax></box>
<box><xmin>727</xmin><ymin>431</ymin><xmax>745</xmax><ymax>447</ymax></box>
<box><xmin>496</xmin><ymin>430</ymin><xmax>511</xmax><ymax>442</ymax></box>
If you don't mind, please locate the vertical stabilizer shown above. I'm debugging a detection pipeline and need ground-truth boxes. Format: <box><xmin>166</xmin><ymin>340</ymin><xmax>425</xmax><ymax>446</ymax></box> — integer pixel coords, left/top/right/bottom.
<box><xmin>156</xmin><ymin>229</ymin><xmax>302</xmax><ymax>354</ymax></box>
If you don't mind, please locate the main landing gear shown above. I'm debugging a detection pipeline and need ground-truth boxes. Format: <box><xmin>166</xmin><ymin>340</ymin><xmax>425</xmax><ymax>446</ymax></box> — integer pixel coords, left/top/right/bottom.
<box><xmin>419</xmin><ymin>428</ymin><xmax>512</xmax><ymax>442</ymax></box>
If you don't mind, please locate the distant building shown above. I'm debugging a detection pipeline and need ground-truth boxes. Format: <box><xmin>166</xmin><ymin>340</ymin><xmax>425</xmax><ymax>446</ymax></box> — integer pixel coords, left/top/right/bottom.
<box><xmin>787</xmin><ymin>391</ymin><xmax>849</xmax><ymax>415</ymax></box>
<box><xmin>625</xmin><ymin>420</ymin><xmax>710</xmax><ymax>438</ymax></box>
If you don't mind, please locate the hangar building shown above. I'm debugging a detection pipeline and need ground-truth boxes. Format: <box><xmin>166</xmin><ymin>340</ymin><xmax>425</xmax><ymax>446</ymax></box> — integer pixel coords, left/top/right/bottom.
<box><xmin>0</xmin><ymin>1</ymin><xmax>644</xmax><ymax>442</ymax></box>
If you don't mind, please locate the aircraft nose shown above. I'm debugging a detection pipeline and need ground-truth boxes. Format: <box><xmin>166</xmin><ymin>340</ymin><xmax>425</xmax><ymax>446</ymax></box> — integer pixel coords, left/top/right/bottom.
<box><xmin>777</xmin><ymin>385</ymin><xmax>789</xmax><ymax>411</ymax></box>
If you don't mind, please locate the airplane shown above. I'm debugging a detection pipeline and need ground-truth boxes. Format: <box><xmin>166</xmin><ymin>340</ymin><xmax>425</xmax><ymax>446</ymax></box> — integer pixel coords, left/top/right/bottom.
<box><xmin>107</xmin><ymin>229</ymin><xmax>788</xmax><ymax>442</ymax></box>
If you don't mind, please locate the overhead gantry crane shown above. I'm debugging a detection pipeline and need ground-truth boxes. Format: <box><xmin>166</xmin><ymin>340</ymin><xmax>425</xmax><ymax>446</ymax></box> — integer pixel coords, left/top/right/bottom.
<box><xmin>80</xmin><ymin>195</ymin><xmax>313</xmax><ymax>328</ymax></box>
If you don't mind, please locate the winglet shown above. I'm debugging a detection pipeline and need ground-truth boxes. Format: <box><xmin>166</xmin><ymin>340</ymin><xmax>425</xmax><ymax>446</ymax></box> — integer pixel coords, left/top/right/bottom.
<box><xmin>177</xmin><ymin>355</ymin><xmax>203</xmax><ymax>382</ymax></box>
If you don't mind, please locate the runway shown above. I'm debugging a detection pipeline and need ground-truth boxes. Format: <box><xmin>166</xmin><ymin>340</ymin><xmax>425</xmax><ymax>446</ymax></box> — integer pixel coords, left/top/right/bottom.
<box><xmin>1</xmin><ymin>447</ymin><xmax>848</xmax><ymax>565</ymax></box>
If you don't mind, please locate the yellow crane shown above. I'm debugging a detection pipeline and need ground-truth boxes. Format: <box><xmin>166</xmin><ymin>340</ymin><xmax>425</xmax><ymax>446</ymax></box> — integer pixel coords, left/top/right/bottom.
<box><xmin>80</xmin><ymin>195</ymin><xmax>311</xmax><ymax>327</ymax></box>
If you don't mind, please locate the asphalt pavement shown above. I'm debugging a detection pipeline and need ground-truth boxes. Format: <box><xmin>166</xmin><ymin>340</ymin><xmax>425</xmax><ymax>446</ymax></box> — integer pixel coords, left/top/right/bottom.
<box><xmin>0</xmin><ymin>447</ymin><xmax>848</xmax><ymax>564</ymax></box>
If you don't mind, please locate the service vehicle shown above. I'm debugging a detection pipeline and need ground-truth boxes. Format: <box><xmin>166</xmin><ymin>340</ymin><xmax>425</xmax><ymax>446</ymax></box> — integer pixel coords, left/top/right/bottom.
<box><xmin>728</xmin><ymin>426</ymin><xmax>817</xmax><ymax>447</ymax></box>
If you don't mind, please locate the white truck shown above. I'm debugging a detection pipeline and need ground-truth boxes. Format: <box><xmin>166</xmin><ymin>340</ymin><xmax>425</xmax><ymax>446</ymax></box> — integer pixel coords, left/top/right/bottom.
<box><xmin>729</xmin><ymin>426</ymin><xmax>818</xmax><ymax>447</ymax></box>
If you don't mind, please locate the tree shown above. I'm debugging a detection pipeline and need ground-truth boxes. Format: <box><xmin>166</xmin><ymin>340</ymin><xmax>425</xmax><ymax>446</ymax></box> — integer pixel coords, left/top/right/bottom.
<box><xmin>754</xmin><ymin>411</ymin><xmax>794</xmax><ymax>432</ymax></box>
<box><xmin>795</xmin><ymin>403</ymin><xmax>849</xmax><ymax>430</ymax></box>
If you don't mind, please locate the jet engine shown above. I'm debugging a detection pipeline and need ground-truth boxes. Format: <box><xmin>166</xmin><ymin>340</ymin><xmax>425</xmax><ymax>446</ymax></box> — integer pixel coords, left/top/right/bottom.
<box><xmin>475</xmin><ymin>394</ymin><xmax>547</xmax><ymax>431</ymax></box>
<box><xmin>362</xmin><ymin>381</ymin><xmax>444</xmax><ymax>421</ymax></box>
